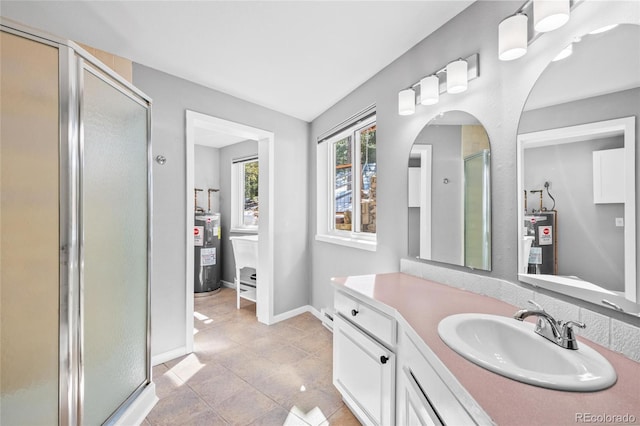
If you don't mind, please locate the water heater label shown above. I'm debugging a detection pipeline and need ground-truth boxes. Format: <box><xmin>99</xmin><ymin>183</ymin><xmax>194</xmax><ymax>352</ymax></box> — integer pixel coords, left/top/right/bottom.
<box><xmin>194</xmin><ymin>226</ymin><xmax>204</xmax><ymax>246</ymax></box>
<box><xmin>538</xmin><ymin>226</ymin><xmax>552</xmax><ymax>246</ymax></box>
<box><xmin>529</xmin><ymin>247</ymin><xmax>543</xmax><ymax>264</ymax></box>
<box><xmin>201</xmin><ymin>247</ymin><xmax>216</xmax><ymax>266</ymax></box>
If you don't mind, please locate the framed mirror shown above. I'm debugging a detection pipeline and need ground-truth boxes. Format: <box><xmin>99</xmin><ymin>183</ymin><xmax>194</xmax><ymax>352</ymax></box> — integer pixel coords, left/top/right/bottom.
<box><xmin>517</xmin><ymin>23</ymin><xmax>640</xmax><ymax>315</ymax></box>
<box><xmin>408</xmin><ymin>110</ymin><xmax>491</xmax><ymax>270</ymax></box>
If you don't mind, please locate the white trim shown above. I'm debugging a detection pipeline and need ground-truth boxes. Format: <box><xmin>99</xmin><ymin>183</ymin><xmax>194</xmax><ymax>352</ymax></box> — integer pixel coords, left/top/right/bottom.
<box><xmin>113</xmin><ymin>383</ymin><xmax>158</xmax><ymax>426</ymax></box>
<box><xmin>231</xmin><ymin>157</ymin><xmax>259</xmax><ymax>232</ymax></box>
<box><xmin>414</xmin><ymin>145</ymin><xmax>432</xmax><ymax>260</ymax></box>
<box><xmin>269</xmin><ymin>304</ymin><xmax>323</xmax><ymax>325</ymax></box>
<box><xmin>517</xmin><ymin>116</ymin><xmax>636</xmax><ymax>303</ymax></box>
<box><xmin>185</xmin><ymin>111</ymin><xmax>276</xmax><ymax>355</ymax></box>
<box><xmin>316</xmin><ymin>114</ymin><xmax>377</xmax><ymax>249</ymax></box>
<box><xmin>315</xmin><ymin>233</ymin><xmax>377</xmax><ymax>251</ymax></box>
<box><xmin>151</xmin><ymin>346</ymin><xmax>189</xmax><ymax>366</ymax></box>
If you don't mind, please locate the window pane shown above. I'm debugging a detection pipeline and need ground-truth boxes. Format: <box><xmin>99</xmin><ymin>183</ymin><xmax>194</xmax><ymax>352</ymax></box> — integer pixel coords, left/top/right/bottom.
<box><xmin>243</xmin><ymin>160</ymin><xmax>259</xmax><ymax>226</ymax></box>
<box><xmin>359</xmin><ymin>124</ymin><xmax>376</xmax><ymax>233</ymax></box>
<box><xmin>334</xmin><ymin>137</ymin><xmax>352</xmax><ymax>231</ymax></box>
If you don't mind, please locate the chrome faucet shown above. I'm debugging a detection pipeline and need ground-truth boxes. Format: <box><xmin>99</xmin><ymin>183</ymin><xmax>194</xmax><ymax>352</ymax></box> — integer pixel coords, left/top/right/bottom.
<box><xmin>514</xmin><ymin>300</ymin><xmax>586</xmax><ymax>350</ymax></box>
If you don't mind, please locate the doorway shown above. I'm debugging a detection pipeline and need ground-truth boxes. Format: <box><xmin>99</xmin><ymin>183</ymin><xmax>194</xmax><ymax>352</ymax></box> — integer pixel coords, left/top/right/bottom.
<box><xmin>185</xmin><ymin>110</ymin><xmax>274</xmax><ymax>354</ymax></box>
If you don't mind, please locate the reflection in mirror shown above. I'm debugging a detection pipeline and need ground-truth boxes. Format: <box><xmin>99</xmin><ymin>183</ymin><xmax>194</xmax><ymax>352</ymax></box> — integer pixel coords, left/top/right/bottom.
<box><xmin>517</xmin><ymin>23</ymin><xmax>640</xmax><ymax>315</ymax></box>
<box><xmin>408</xmin><ymin>111</ymin><xmax>491</xmax><ymax>270</ymax></box>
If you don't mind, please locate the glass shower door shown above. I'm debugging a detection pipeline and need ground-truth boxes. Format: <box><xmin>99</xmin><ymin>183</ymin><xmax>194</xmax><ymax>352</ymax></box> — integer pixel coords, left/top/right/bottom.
<box><xmin>464</xmin><ymin>150</ymin><xmax>491</xmax><ymax>270</ymax></box>
<box><xmin>80</xmin><ymin>66</ymin><xmax>150</xmax><ymax>425</ymax></box>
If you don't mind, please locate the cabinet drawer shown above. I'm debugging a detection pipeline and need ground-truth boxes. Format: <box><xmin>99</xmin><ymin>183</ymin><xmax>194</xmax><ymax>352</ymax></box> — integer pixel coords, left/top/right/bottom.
<box><xmin>334</xmin><ymin>314</ymin><xmax>395</xmax><ymax>426</ymax></box>
<box><xmin>335</xmin><ymin>290</ymin><xmax>396</xmax><ymax>347</ymax></box>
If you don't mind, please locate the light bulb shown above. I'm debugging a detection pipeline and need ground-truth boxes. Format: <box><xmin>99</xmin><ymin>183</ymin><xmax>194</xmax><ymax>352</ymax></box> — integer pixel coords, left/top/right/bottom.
<box><xmin>398</xmin><ymin>88</ymin><xmax>415</xmax><ymax>115</ymax></box>
<box><xmin>446</xmin><ymin>59</ymin><xmax>468</xmax><ymax>94</ymax></box>
<box><xmin>499</xmin><ymin>13</ymin><xmax>528</xmax><ymax>61</ymax></box>
<box><xmin>420</xmin><ymin>75</ymin><xmax>439</xmax><ymax>105</ymax></box>
<box><xmin>534</xmin><ymin>0</ymin><xmax>570</xmax><ymax>33</ymax></box>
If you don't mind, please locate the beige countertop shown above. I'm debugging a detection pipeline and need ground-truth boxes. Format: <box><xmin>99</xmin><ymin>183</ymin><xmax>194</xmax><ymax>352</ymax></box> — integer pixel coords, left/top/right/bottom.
<box><xmin>332</xmin><ymin>272</ymin><xmax>640</xmax><ymax>426</ymax></box>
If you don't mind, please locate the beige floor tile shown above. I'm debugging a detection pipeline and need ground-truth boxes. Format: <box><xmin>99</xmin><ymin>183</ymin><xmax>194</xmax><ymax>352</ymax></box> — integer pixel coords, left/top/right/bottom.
<box><xmin>145</xmin><ymin>386</ymin><xmax>214</xmax><ymax>426</ymax></box>
<box><xmin>146</xmin><ymin>286</ymin><xmax>360</xmax><ymax>426</ymax></box>
<box><xmin>246</xmin><ymin>406</ymin><xmax>298</xmax><ymax>426</ymax></box>
<box><xmin>177</xmin><ymin>409</ymin><xmax>229</xmax><ymax>425</ymax></box>
<box><xmin>212</xmin><ymin>387</ymin><xmax>279</xmax><ymax>425</ymax></box>
<box><xmin>251</xmin><ymin>369</ymin><xmax>308</xmax><ymax>405</ymax></box>
<box><xmin>190</xmin><ymin>372</ymin><xmax>255</xmax><ymax>407</ymax></box>
<box><xmin>282</xmin><ymin>388</ymin><xmax>344</xmax><ymax>425</ymax></box>
<box><xmin>291</xmin><ymin>328</ymin><xmax>332</xmax><ymax>355</ymax></box>
<box><xmin>245</xmin><ymin>339</ymin><xmax>310</xmax><ymax>365</ymax></box>
<box><xmin>326</xmin><ymin>405</ymin><xmax>361</xmax><ymax>426</ymax></box>
<box><xmin>153</xmin><ymin>367</ymin><xmax>186</xmax><ymax>400</ymax></box>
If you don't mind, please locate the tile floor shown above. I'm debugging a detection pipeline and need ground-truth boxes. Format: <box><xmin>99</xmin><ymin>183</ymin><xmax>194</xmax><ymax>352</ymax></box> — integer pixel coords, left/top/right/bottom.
<box><xmin>144</xmin><ymin>288</ymin><xmax>360</xmax><ymax>426</ymax></box>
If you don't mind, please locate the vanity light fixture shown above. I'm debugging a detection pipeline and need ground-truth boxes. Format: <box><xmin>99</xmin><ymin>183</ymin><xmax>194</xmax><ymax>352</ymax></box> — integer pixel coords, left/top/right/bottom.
<box><xmin>533</xmin><ymin>0</ymin><xmax>570</xmax><ymax>33</ymax></box>
<box><xmin>396</xmin><ymin>54</ymin><xmax>479</xmax><ymax>116</ymax></box>
<box><xmin>498</xmin><ymin>0</ymin><xmax>582</xmax><ymax>61</ymax></box>
<box><xmin>499</xmin><ymin>13</ymin><xmax>528</xmax><ymax>61</ymax></box>
<box><xmin>398</xmin><ymin>88</ymin><xmax>416</xmax><ymax>115</ymax></box>
<box><xmin>420</xmin><ymin>75</ymin><xmax>439</xmax><ymax>105</ymax></box>
<box><xmin>446</xmin><ymin>59</ymin><xmax>468</xmax><ymax>94</ymax></box>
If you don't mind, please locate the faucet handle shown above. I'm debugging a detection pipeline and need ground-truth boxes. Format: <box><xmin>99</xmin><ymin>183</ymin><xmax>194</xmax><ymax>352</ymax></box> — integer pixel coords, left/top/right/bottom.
<box><xmin>560</xmin><ymin>320</ymin><xmax>586</xmax><ymax>350</ymax></box>
<box><xmin>564</xmin><ymin>320</ymin><xmax>586</xmax><ymax>329</ymax></box>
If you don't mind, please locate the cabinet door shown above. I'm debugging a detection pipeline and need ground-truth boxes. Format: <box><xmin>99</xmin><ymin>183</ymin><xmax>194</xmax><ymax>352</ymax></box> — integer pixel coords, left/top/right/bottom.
<box><xmin>397</xmin><ymin>367</ymin><xmax>443</xmax><ymax>426</ymax></box>
<box><xmin>333</xmin><ymin>314</ymin><xmax>395</xmax><ymax>426</ymax></box>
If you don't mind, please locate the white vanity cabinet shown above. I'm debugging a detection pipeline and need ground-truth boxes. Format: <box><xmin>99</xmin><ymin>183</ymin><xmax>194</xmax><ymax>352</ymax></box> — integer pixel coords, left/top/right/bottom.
<box><xmin>396</xmin><ymin>325</ymin><xmax>493</xmax><ymax>426</ymax></box>
<box><xmin>333</xmin><ymin>286</ymin><xmax>494</xmax><ymax>426</ymax></box>
<box><xmin>333</xmin><ymin>290</ymin><xmax>397</xmax><ymax>426</ymax></box>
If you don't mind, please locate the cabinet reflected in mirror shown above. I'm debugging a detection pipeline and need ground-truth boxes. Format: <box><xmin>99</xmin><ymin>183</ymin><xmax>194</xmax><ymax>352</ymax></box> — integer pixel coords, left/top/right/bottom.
<box><xmin>408</xmin><ymin>111</ymin><xmax>491</xmax><ymax>271</ymax></box>
<box><xmin>517</xmin><ymin>23</ymin><xmax>640</xmax><ymax>315</ymax></box>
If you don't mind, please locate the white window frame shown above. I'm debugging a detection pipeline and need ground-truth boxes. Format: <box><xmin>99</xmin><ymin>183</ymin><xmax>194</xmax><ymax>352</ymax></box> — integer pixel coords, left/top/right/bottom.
<box><xmin>231</xmin><ymin>156</ymin><xmax>259</xmax><ymax>233</ymax></box>
<box><xmin>316</xmin><ymin>114</ymin><xmax>377</xmax><ymax>251</ymax></box>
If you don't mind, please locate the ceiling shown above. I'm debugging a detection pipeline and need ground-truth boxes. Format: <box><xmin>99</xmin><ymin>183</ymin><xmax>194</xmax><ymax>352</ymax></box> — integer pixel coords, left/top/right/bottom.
<box><xmin>0</xmin><ymin>1</ymin><xmax>474</xmax><ymax>122</ymax></box>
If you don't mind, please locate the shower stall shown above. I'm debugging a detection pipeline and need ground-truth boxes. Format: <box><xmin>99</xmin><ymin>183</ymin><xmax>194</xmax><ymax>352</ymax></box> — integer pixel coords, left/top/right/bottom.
<box><xmin>1</xmin><ymin>19</ymin><xmax>154</xmax><ymax>425</ymax></box>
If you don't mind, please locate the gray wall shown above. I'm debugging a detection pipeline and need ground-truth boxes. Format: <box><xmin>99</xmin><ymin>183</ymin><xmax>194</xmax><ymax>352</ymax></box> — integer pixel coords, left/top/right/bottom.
<box><xmin>426</xmin><ymin>125</ymin><xmax>463</xmax><ymax>264</ymax></box>
<box><xmin>133</xmin><ymin>65</ymin><xmax>310</xmax><ymax>358</ymax></box>
<box><xmin>408</xmin><ymin>125</ymin><xmax>463</xmax><ymax>264</ymax></box>
<box><xmin>219</xmin><ymin>140</ymin><xmax>259</xmax><ymax>284</ymax></box>
<box><xmin>308</xmin><ymin>1</ymin><xmax>639</xmax><ymax>314</ymax></box>
<box><xmin>194</xmin><ymin>145</ymin><xmax>220</xmax><ymax>213</ymax></box>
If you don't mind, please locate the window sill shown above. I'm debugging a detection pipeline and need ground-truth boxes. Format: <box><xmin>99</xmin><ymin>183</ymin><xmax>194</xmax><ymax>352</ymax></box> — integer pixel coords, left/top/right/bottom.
<box><xmin>230</xmin><ymin>227</ymin><xmax>258</xmax><ymax>234</ymax></box>
<box><xmin>315</xmin><ymin>234</ymin><xmax>377</xmax><ymax>252</ymax></box>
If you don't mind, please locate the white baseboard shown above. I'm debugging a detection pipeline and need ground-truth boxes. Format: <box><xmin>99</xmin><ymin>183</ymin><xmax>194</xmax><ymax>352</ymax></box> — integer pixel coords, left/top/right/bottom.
<box><xmin>114</xmin><ymin>382</ymin><xmax>158</xmax><ymax>426</ymax></box>
<box><xmin>151</xmin><ymin>346</ymin><xmax>189</xmax><ymax>366</ymax></box>
<box><xmin>221</xmin><ymin>280</ymin><xmax>235</xmax><ymax>289</ymax></box>
<box><xmin>269</xmin><ymin>304</ymin><xmax>322</xmax><ymax>324</ymax></box>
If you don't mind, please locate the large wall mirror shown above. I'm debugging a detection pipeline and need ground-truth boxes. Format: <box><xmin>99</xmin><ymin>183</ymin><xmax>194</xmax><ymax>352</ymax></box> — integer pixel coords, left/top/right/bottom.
<box><xmin>517</xmin><ymin>23</ymin><xmax>640</xmax><ymax>315</ymax></box>
<box><xmin>408</xmin><ymin>110</ymin><xmax>491</xmax><ymax>271</ymax></box>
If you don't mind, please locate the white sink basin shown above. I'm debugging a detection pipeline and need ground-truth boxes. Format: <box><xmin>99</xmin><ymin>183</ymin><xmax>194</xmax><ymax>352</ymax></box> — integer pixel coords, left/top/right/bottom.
<box><xmin>438</xmin><ymin>313</ymin><xmax>617</xmax><ymax>391</ymax></box>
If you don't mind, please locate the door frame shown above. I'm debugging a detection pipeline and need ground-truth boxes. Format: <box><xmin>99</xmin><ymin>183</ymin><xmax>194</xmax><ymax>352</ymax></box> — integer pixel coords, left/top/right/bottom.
<box><xmin>185</xmin><ymin>110</ymin><xmax>275</xmax><ymax>353</ymax></box>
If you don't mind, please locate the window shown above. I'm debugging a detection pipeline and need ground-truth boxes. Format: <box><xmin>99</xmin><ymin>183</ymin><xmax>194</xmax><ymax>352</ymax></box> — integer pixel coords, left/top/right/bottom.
<box><xmin>231</xmin><ymin>157</ymin><xmax>259</xmax><ymax>231</ymax></box>
<box><xmin>317</xmin><ymin>110</ymin><xmax>377</xmax><ymax>250</ymax></box>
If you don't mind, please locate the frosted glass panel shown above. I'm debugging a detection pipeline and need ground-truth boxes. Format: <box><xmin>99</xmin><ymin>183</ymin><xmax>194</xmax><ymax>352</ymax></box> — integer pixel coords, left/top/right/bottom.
<box><xmin>0</xmin><ymin>32</ymin><xmax>60</xmax><ymax>425</ymax></box>
<box><xmin>82</xmin><ymin>69</ymin><xmax>148</xmax><ymax>425</ymax></box>
<box><xmin>464</xmin><ymin>150</ymin><xmax>491</xmax><ymax>270</ymax></box>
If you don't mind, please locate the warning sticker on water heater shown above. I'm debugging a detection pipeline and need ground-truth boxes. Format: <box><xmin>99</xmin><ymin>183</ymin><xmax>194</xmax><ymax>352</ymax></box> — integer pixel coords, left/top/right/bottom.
<box><xmin>201</xmin><ymin>248</ymin><xmax>216</xmax><ymax>266</ymax></box>
<box><xmin>538</xmin><ymin>226</ymin><xmax>553</xmax><ymax>246</ymax></box>
<box><xmin>194</xmin><ymin>226</ymin><xmax>204</xmax><ymax>247</ymax></box>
